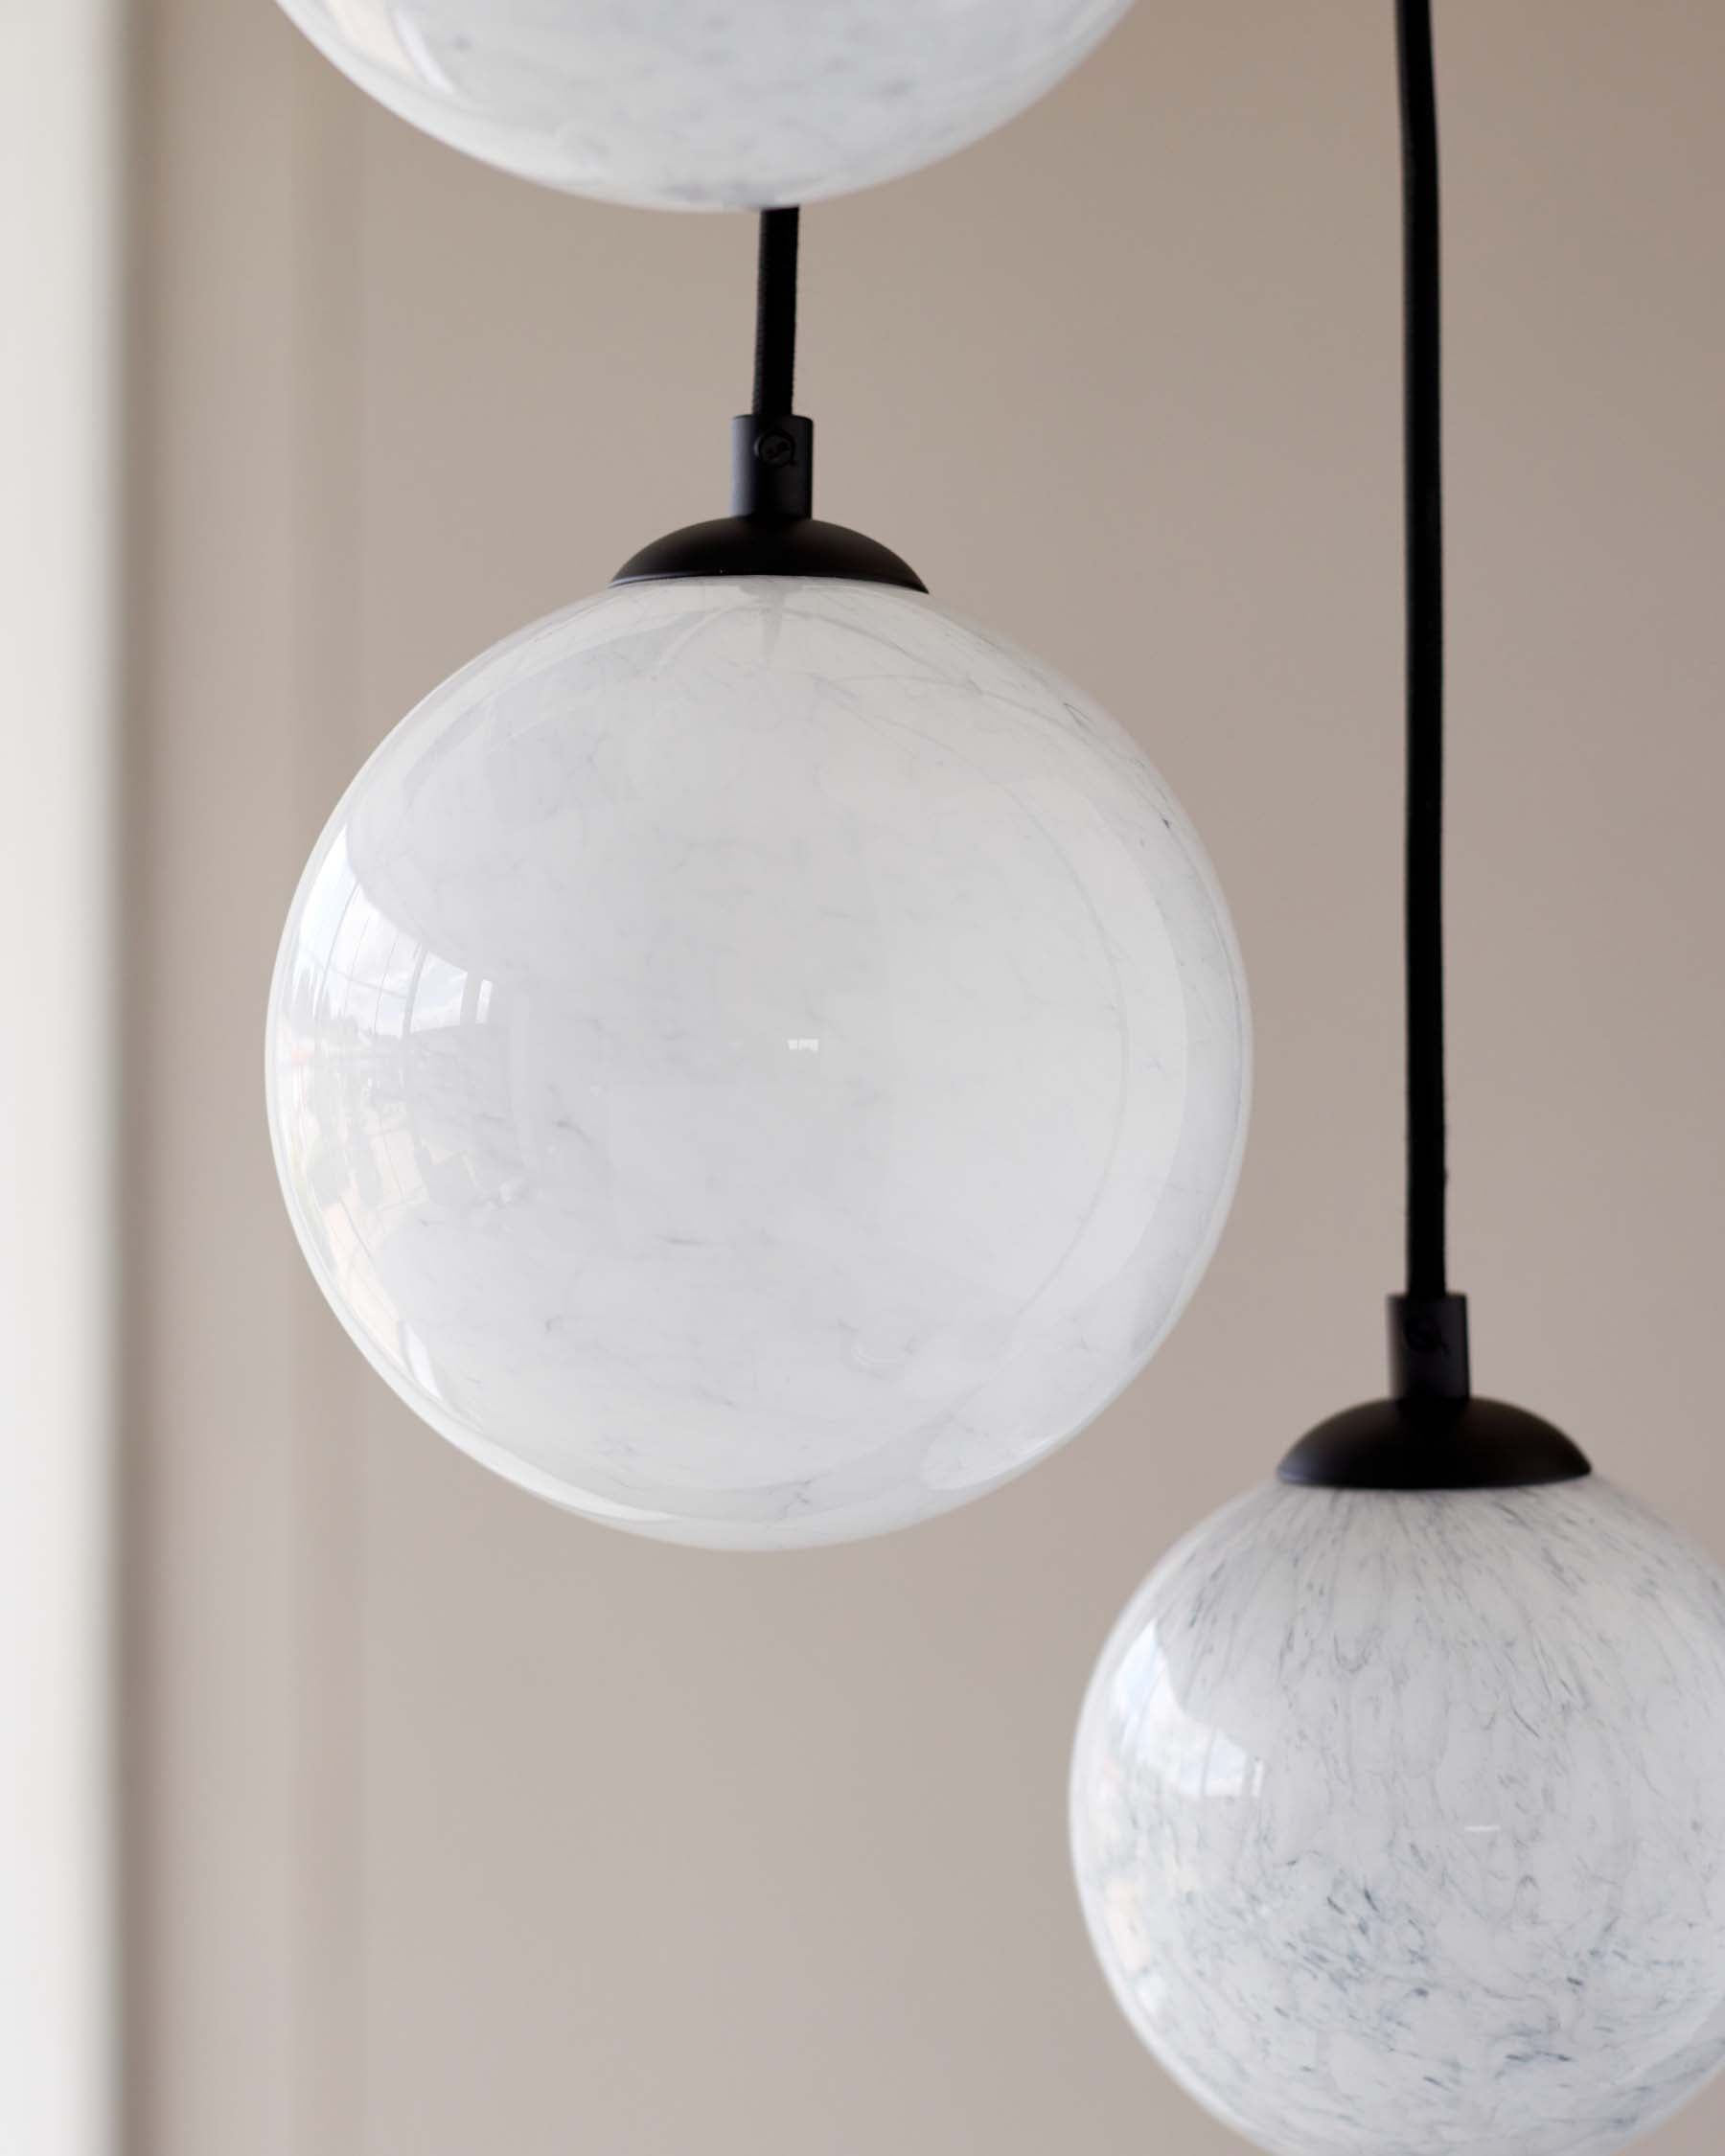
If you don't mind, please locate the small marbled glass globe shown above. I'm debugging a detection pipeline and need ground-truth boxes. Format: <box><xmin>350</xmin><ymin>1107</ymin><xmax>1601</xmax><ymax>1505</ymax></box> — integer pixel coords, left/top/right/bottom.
<box><xmin>266</xmin><ymin>576</ymin><xmax>1249</xmax><ymax>1548</ymax></box>
<box><xmin>1070</xmin><ymin>1476</ymin><xmax>1725</xmax><ymax>2156</ymax></box>
<box><xmin>271</xmin><ymin>0</ymin><xmax>1135</xmax><ymax>209</ymax></box>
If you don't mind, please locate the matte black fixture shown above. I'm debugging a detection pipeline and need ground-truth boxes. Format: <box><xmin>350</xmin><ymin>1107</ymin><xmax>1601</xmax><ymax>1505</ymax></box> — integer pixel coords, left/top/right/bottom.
<box><xmin>612</xmin><ymin>208</ymin><xmax>927</xmax><ymax>592</ymax></box>
<box><xmin>1278</xmin><ymin>0</ymin><xmax>1589</xmax><ymax>1492</ymax></box>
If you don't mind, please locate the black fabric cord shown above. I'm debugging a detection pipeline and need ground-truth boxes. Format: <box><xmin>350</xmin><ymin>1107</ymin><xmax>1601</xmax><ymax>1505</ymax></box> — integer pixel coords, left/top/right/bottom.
<box><xmin>752</xmin><ymin>207</ymin><xmax>800</xmax><ymax>419</ymax></box>
<box><xmin>1397</xmin><ymin>0</ymin><xmax>1448</xmax><ymax>1298</ymax></box>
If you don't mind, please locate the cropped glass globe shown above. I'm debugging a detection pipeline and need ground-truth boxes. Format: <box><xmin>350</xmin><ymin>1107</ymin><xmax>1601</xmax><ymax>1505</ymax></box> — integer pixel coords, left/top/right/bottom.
<box><xmin>271</xmin><ymin>0</ymin><xmax>1136</xmax><ymax>209</ymax></box>
<box><xmin>1070</xmin><ymin>1477</ymin><xmax>1725</xmax><ymax>2156</ymax></box>
<box><xmin>266</xmin><ymin>576</ymin><xmax>1248</xmax><ymax>1548</ymax></box>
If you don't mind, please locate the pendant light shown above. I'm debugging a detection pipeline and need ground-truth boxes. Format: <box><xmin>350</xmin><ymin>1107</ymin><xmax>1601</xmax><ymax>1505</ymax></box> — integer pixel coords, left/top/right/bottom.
<box><xmin>266</xmin><ymin>212</ymin><xmax>1251</xmax><ymax>1548</ymax></box>
<box><xmin>272</xmin><ymin>0</ymin><xmax>1137</xmax><ymax>210</ymax></box>
<box><xmin>1069</xmin><ymin>9</ymin><xmax>1725</xmax><ymax>2153</ymax></box>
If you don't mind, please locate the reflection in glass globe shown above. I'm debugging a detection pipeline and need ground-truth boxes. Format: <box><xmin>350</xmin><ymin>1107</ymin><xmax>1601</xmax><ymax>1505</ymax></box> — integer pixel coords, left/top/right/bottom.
<box><xmin>271</xmin><ymin>0</ymin><xmax>1135</xmax><ymax>209</ymax></box>
<box><xmin>1070</xmin><ymin>1476</ymin><xmax>1725</xmax><ymax>2156</ymax></box>
<box><xmin>266</xmin><ymin>577</ymin><xmax>1248</xmax><ymax>1548</ymax></box>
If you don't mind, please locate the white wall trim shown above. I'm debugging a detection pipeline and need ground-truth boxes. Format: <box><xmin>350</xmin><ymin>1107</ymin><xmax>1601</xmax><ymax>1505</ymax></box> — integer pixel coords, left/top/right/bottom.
<box><xmin>0</xmin><ymin>3</ymin><xmax>121</xmax><ymax>2150</ymax></box>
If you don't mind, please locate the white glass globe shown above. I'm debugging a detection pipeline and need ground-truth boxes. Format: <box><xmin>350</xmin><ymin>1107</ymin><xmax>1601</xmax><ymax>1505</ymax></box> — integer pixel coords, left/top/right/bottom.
<box><xmin>1070</xmin><ymin>1476</ymin><xmax>1725</xmax><ymax>2156</ymax></box>
<box><xmin>266</xmin><ymin>576</ymin><xmax>1248</xmax><ymax>1548</ymax></box>
<box><xmin>271</xmin><ymin>0</ymin><xmax>1135</xmax><ymax>209</ymax></box>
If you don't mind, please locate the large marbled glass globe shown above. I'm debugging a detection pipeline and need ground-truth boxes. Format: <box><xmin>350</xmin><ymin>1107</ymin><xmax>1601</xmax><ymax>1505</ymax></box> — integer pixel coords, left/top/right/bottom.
<box><xmin>266</xmin><ymin>576</ymin><xmax>1248</xmax><ymax>1548</ymax></box>
<box><xmin>272</xmin><ymin>0</ymin><xmax>1136</xmax><ymax>209</ymax></box>
<box><xmin>1070</xmin><ymin>1476</ymin><xmax>1725</xmax><ymax>2155</ymax></box>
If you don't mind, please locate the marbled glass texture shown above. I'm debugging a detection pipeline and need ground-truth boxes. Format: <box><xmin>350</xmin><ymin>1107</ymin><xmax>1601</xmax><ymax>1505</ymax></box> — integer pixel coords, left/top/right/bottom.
<box><xmin>266</xmin><ymin>578</ymin><xmax>1248</xmax><ymax>1548</ymax></box>
<box><xmin>1070</xmin><ymin>1477</ymin><xmax>1725</xmax><ymax>2156</ymax></box>
<box><xmin>271</xmin><ymin>0</ymin><xmax>1133</xmax><ymax>209</ymax></box>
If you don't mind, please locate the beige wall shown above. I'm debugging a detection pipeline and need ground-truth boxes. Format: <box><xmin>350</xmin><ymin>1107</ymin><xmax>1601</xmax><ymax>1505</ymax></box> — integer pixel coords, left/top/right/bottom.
<box><xmin>123</xmin><ymin>4</ymin><xmax>1725</xmax><ymax>2151</ymax></box>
